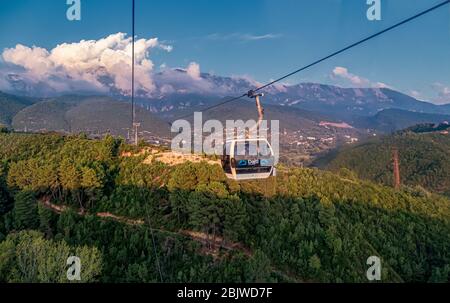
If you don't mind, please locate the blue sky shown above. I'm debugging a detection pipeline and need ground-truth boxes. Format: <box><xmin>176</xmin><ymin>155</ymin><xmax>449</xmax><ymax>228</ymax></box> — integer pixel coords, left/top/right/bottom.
<box><xmin>0</xmin><ymin>0</ymin><xmax>449</xmax><ymax>103</ymax></box>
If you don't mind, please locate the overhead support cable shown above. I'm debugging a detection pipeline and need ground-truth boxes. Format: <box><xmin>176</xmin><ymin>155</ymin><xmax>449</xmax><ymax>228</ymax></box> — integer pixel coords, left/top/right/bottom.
<box><xmin>170</xmin><ymin>0</ymin><xmax>450</xmax><ymax>122</ymax></box>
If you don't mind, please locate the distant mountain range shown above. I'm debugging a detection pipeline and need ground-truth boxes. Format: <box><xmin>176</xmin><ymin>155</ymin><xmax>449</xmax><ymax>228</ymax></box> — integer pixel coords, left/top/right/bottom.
<box><xmin>264</xmin><ymin>84</ymin><xmax>450</xmax><ymax>119</ymax></box>
<box><xmin>353</xmin><ymin>108</ymin><xmax>450</xmax><ymax>133</ymax></box>
<box><xmin>3</xmin><ymin>92</ymin><xmax>351</xmax><ymax>139</ymax></box>
<box><xmin>9</xmin><ymin>95</ymin><xmax>170</xmax><ymax>139</ymax></box>
<box><xmin>1</xmin><ymin>71</ymin><xmax>450</xmax><ymax>137</ymax></box>
<box><xmin>4</xmin><ymin>69</ymin><xmax>450</xmax><ymax>117</ymax></box>
<box><xmin>0</xmin><ymin>91</ymin><xmax>37</xmax><ymax>126</ymax></box>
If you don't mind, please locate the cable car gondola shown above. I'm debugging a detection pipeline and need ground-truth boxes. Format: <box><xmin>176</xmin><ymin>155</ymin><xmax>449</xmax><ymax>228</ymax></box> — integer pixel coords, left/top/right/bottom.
<box><xmin>221</xmin><ymin>91</ymin><xmax>276</xmax><ymax>181</ymax></box>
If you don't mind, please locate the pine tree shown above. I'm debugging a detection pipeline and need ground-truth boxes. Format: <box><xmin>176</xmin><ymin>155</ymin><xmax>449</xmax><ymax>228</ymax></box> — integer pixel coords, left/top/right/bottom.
<box><xmin>14</xmin><ymin>191</ymin><xmax>39</xmax><ymax>230</ymax></box>
<box><xmin>0</xmin><ymin>186</ymin><xmax>11</xmax><ymax>215</ymax></box>
<box><xmin>38</xmin><ymin>203</ymin><xmax>54</xmax><ymax>238</ymax></box>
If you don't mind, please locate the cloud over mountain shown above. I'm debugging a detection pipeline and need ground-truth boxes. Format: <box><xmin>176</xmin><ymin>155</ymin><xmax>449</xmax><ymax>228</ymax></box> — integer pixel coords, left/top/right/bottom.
<box><xmin>0</xmin><ymin>33</ymin><xmax>172</xmax><ymax>96</ymax></box>
<box><xmin>0</xmin><ymin>33</ymin><xmax>261</xmax><ymax>98</ymax></box>
<box><xmin>432</xmin><ymin>83</ymin><xmax>450</xmax><ymax>105</ymax></box>
<box><xmin>331</xmin><ymin>66</ymin><xmax>391</xmax><ymax>89</ymax></box>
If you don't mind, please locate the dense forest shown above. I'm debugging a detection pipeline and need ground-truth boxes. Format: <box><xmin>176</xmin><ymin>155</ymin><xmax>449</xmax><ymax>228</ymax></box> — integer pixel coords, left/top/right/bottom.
<box><xmin>321</xmin><ymin>128</ymin><xmax>450</xmax><ymax>197</ymax></box>
<box><xmin>0</xmin><ymin>131</ymin><xmax>449</xmax><ymax>283</ymax></box>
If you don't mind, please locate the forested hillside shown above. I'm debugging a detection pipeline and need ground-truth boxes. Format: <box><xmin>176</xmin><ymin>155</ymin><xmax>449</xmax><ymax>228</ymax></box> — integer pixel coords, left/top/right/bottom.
<box><xmin>352</xmin><ymin>109</ymin><xmax>450</xmax><ymax>133</ymax></box>
<box><xmin>0</xmin><ymin>92</ymin><xmax>36</xmax><ymax>126</ymax></box>
<box><xmin>322</xmin><ymin>130</ymin><xmax>450</xmax><ymax>197</ymax></box>
<box><xmin>10</xmin><ymin>96</ymin><xmax>170</xmax><ymax>138</ymax></box>
<box><xmin>0</xmin><ymin>132</ymin><xmax>449</xmax><ymax>283</ymax></box>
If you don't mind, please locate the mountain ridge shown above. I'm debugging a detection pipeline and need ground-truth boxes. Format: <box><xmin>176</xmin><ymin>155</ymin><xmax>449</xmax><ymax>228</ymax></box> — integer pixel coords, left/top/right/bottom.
<box><xmin>10</xmin><ymin>95</ymin><xmax>171</xmax><ymax>139</ymax></box>
<box><xmin>2</xmin><ymin>76</ymin><xmax>450</xmax><ymax>140</ymax></box>
<box><xmin>3</xmin><ymin>70</ymin><xmax>449</xmax><ymax>119</ymax></box>
<box><xmin>0</xmin><ymin>91</ymin><xmax>38</xmax><ymax>126</ymax></box>
<box><xmin>353</xmin><ymin>108</ymin><xmax>450</xmax><ymax>132</ymax></box>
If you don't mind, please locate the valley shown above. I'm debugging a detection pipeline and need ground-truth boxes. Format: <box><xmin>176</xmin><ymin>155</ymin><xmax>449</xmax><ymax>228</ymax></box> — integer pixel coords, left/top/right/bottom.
<box><xmin>1</xmin><ymin>80</ymin><xmax>450</xmax><ymax>284</ymax></box>
<box><xmin>3</xmin><ymin>79</ymin><xmax>450</xmax><ymax>167</ymax></box>
<box><xmin>0</xmin><ymin>131</ymin><xmax>449</xmax><ymax>283</ymax></box>
<box><xmin>318</xmin><ymin>124</ymin><xmax>450</xmax><ymax>197</ymax></box>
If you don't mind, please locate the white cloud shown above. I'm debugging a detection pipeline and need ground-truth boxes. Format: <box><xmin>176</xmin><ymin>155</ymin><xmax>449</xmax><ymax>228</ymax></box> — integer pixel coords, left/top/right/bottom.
<box><xmin>3</xmin><ymin>45</ymin><xmax>52</xmax><ymax>76</ymax></box>
<box><xmin>332</xmin><ymin>67</ymin><xmax>370</xmax><ymax>86</ymax></box>
<box><xmin>153</xmin><ymin>65</ymin><xmax>216</xmax><ymax>95</ymax></box>
<box><xmin>1</xmin><ymin>33</ymin><xmax>172</xmax><ymax>96</ymax></box>
<box><xmin>230</xmin><ymin>74</ymin><xmax>262</xmax><ymax>87</ymax></box>
<box><xmin>206</xmin><ymin>32</ymin><xmax>282</xmax><ymax>42</ymax></box>
<box><xmin>240</xmin><ymin>33</ymin><xmax>282</xmax><ymax>41</ymax></box>
<box><xmin>186</xmin><ymin>62</ymin><xmax>201</xmax><ymax>79</ymax></box>
<box><xmin>409</xmin><ymin>90</ymin><xmax>423</xmax><ymax>100</ymax></box>
<box><xmin>331</xmin><ymin>66</ymin><xmax>392</xmax><ymax>89</ymax></box>
<box><xmin>432</xmin><ymin>82</ymin><xmax>450</xmax><ymax>105</ymax></box>
<box><xmin>374</xmin><ymin>82</ymin><xmax>391</xmax><ymax>89</ymax></box>
<box><xmin>0</xmin><ymin>33</ymin><xmax>272</xmax><ymax>98</ymax></box>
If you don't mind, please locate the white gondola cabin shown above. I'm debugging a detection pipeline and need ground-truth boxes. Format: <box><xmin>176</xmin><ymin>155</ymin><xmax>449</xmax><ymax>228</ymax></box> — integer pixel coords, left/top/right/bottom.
<box><xmin>221</xmin><ymin>138</ymin><xmax>276</xmax><ymax>181</ymax></box>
